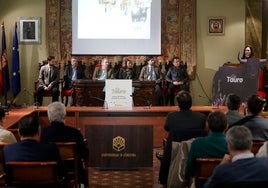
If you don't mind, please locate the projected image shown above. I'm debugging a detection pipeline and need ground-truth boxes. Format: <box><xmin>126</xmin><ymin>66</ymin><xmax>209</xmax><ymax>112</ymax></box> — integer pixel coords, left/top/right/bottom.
<box><xmin>78</xmin><ymin>0</ymin><xmax>151</xmax><ymax>39</ymax></box>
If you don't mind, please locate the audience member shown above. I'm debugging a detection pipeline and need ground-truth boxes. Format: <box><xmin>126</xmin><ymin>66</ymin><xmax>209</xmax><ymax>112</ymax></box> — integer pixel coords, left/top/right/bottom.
<box><xmin>225</xmin><ymin>93</ymin><xmax>244</xmax><ymax>125</ymax></box>
<box><xmin>92</xmin><ymin>58</ymin><xmax>113</xmax><ymax>80</ymax></box>
<box><xmin>63</xmin><ymin>57</ymin><xmax>86</xmax><ymax>105</ymax></box>
<box><xmin>185</xmin><ymin>111</ymin><xmax>228</xmax><ymax>188</ymax></box>
<box><xmin>36</xmin><ymin>55</ymin><xmax>60</xmax><ymax>106</ymax></box>
<box><xmin>0</xmin><ymin>107</ymin><xmax>16</xmax><ymax>143</ymax></box>
<box><xmin>3</xmin><ymin>115</ymin><xmax>67</xmax><ymax>185</ymax></box>
<box><xmin>40</xmin><ymin>102</ymin><xmax>89</xmax><ymax>186</ymax></box>
<box><xmin>165</xmin><ymin>57</ymin><xmax>189</xmax><ymax>105</ymax></box>
<box><xmin>118</xmin><ymin>59</ymin><xmax>136</xmax><ymax>79</ymax></box>
<box><xmin>158</xmin><ymin>91</ymin><xmax>207</xmax><ymax>186</ymax></box>
<box><xmin>229</xmin><ymin>94</ymin><xmax>268</xmax><ymax>141</ymax></box>
<box><xmin>164</xmin><ymin>90</ymin><xmax>206</xmax><ymax>132</ymax></box>
<box><xmin>203</xmin><ymin>126</ymin><xmax>268</xmax><ymax>188</ymax></box>
<box><xmin>139</xmin><ymin>56</ymin><xmax>163</xmax><ymax>105</ymax></box>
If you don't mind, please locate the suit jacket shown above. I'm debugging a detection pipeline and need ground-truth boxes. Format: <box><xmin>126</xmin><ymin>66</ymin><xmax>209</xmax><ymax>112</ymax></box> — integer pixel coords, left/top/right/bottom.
<box><xmin>225</xmin><ymin>110</ymin><xmax>244</xmax><ymax>126</ymax></box>
<box><xmin>63</xmin><ymin>64</ymin><xmax>86</xmax><ymax>89</ymax></box>
<box><xmin>38</xmin><ymin>64</ymin><xmax>59</xmax><ymax>87</ymax></box>
<box><xmin>165</xmin><ymin>65</ymin><xmax>189</xmax><ymax>84</ymax></box>
<box><xmin>164</xmin><ymin>110</ymin><xmax>206</xmax><ymax>132</ymax></box>
<box><xmin>118</xmin><ymin>68</ymin><xmax>136</xmax><ymax>80</ymax></box>
<box><xmin>203</xmin><ymin>157</ymin><xmax>268</xmax><ymax>188</ymax></box>
<box><xmin>40</xmin><ymin>122</ymin><xmax>89</xmax><ymax>160</ymax></box>
<box><xmin>138</xmin><ymin>65</ymin><xmax>162</xmax><ymax>83</ymax></box>
<box><xmin>167</xmin><ymin>139</ymin><xmax>193</xmax><ymax>188</ymax></box>
<box><xmin>159</xmin><ymin>129</ymin><xmax>208</xmax><ymax>185</ymax></box>
<box><xmin>3</xmin><ymin>139</ymin><xmax>66</xmax><ymax>178</ymax></box>
<box><xmin>229</xmin><ymin>115</ymin><xmax>268</xmax><ymax>141</ymax></box>
<box><xmin>92</xmin><ymin>67</ymin><xmax>113</xmax><ymax>80</ymax></box>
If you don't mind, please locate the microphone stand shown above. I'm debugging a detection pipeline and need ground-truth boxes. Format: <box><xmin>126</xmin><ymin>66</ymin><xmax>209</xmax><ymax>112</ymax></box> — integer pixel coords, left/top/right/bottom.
<box><xmin>89</xmin><ymin>96</ymin><xmax>108</xmax><ymax>109</ymax></box>
<box><xmin>88</xmin><ymin>91</ymin><xmax>108</xmax><ymax>109</ymax></box>
<box><xmin>130</xmin><ymin>94</ymin><xmax>152</xmax><ymax>109</ymax></box>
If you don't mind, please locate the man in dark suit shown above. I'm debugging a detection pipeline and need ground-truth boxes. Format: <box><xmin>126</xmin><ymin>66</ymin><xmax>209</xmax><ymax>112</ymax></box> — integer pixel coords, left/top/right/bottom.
<box><xmin>40</xmin><ymin>102</ymin><xmax>89</xmax><ymax>187</ymax></box>
<box><xmin>63</xmin><ymin>57</ymin><xmax>86</xmax><ymax>89</ymax></box>
<box><xmin>158</xmin><ymin>91</ymin><xmax>207</xmax><ymax>186</ymax></box>
<box><xmin>203</xmin><ymin>126</ymin><xmax>268</xmax><ymax>188</ymax></box>
<box><xmin>36</xmin><ymin>55</ymin><xmax>60</xmax><ymax>106</ymax></box>
<box><xmin>165</xmin><ymin>56</ymin><xmax>189</xmax><ymax>105</ymax></box>
<box><xmin>3</xmin><ymin>115</ymin><xmax>67</xmax><ymax>184</ymax></box>
<box><xmin>164</xmin><ymin>90</ymin><xmax>206</xmax><ymax>132</ymax></box>
<box><xmin>63</xmin><ymin>57</ymin><xmax>86</xmax><ymax>105</ymax></box>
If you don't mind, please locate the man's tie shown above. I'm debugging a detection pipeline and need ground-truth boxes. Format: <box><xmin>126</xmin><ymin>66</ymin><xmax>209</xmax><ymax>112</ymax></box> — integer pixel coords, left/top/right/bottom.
<box><xmin>148</xmin><ymin>66</ymin><xmax>153</xmax><ymax>81</ymax></box>
<box><xmin>49</xmin><ymin>66</ymin><xmax>53</xmax><ymax>83</ymax></box>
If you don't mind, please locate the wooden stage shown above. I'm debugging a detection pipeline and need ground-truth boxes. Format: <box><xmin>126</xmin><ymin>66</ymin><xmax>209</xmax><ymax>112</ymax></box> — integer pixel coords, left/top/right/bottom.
<box><xmin>3</xmin><ymin>105</ymin><xmax>229</xmax><ymax>147</ymax></box>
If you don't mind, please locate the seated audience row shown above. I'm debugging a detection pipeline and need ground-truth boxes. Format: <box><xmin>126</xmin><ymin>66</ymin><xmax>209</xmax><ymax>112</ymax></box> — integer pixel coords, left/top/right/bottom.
<box><xmin>203</xmin><ymin>126</ymin><xmax>268</xmax><ymax>188</ymax></box>
<box><xmin>3</xmin><ymin>102</ymin><xmax>89</xmax><ymax>187</ymax></box>
<box><xmin>159</xmin><ymin>92</ymin><xmax>268</xmax><ymax>187</ymax></box>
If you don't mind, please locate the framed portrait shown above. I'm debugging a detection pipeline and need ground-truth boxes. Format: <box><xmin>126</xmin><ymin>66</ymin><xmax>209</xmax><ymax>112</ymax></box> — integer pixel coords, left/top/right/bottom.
<box><xmin>18</xmin><ymin>17</ymin><xmax>41</xmax><ymax>44</ymax></box>
<box><xmin>208</xmin><ymin>17</ymin><xmax>225</xmax><ymax>35</ymax></box>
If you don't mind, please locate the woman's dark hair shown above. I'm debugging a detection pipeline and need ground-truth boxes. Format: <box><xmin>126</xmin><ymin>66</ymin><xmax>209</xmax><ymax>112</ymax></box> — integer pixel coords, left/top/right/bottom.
<box><xmin>242</xmin><ymin>45</ymin><xmax>254</xmax><ymax>59</ymax></box>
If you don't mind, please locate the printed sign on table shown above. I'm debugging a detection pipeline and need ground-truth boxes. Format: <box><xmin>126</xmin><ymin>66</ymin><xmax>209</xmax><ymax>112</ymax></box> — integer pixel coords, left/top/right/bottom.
<box><xmin>105</xmin><ymin>79</ymin><xmax>132</xmax><ymax>108</ymax></box>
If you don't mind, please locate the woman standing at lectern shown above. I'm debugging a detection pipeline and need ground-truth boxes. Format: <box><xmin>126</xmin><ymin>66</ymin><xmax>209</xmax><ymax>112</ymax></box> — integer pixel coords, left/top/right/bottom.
<box><xmin>241</xmin><ymin>45</ymin><xmax>254</xmax><ymax>60</ymax></box>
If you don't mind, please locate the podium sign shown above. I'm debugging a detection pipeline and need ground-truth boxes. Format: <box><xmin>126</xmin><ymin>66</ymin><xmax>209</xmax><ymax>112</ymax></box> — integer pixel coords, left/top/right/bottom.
<box><xmin>212</xmin><ymin>61</ymin><xmax>260</xmax><ymax>105</ymax></box>
<box><xmin>105</xmin><ymin>79</ymin><xmax>132</xmax><ymax>108</ymax></box>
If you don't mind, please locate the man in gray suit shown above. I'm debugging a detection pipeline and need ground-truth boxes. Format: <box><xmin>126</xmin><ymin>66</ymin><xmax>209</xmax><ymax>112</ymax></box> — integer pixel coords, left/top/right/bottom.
<box><xmin>36</xmin><ymin>55</ymin><xmax>60</xmax><ymax>106</ymax></box>
<box><xmin>139</xmin><ymin>56</ymin><xmax>163</xmax><ymax>105</ymax></box>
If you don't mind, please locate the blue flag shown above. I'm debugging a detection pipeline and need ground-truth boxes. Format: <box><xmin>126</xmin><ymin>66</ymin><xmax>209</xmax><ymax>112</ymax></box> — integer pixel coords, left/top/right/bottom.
<box><xmin>1</xmin><ymin>22</ymin><xmax>10</xmax><ymax>95</ymax></box>
<box><xmin>12</xmin><ymin>22</ymin><xmax>20</xmax><ymax>97</ymax></box>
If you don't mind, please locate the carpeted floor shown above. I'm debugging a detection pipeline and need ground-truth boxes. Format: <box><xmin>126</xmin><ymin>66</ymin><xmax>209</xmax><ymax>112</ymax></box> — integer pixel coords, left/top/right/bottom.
<box><xmin>88</xmin><ymin>149</ymin><xmax>163</xmax><ymax>188</ymax></box>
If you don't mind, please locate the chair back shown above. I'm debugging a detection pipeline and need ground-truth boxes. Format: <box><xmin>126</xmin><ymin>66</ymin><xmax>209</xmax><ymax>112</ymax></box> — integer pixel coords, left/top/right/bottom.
<box><xmin>56</xmin><ymin>142</ymin><xmax>78</xmax><ymax>188</ymax></box>
<box><xmin>252</xmin><ymin>141</ymin><xmax>265</xmax><ymax>155</ymax></box>
<box><xmin>194</xmin><ymin>158</ymin><xmax>222</xmax><ymax>180</ymax></box>
<box><xmin>0</xmin><ymin>142</ymin><xmax>8</xmax><ymax>185</ymax></box>
<box><xmin>5</xmin><ymin>161</ymin><xmax>59</xmax><ymax>186</ymax></box>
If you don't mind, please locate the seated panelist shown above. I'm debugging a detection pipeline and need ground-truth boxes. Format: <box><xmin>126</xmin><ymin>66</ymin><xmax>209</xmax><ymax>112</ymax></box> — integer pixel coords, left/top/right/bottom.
<box><xmin>92</xmin><ymin>58</ymin><xmax>114</xmax><ymax>80</ymax></box>
<box><xmin>139</xmin><ymin>56</ymin><xmax>163</xmax><ymax>105</ymax></box>
<box><xmin>165</xmin><ymin>56</ymin><xmax>189</xmax><ymax>105</ymax></box>
<box><xmin>118</xmin><ymin>59</ymin><xmax>136</xmax><ymax>80</ymax></box>
<box><xmin>63</xmin><ymin>57</ymin><xmax>86</xmax><ymax>106</ymax></box>
<box><xmin>36</xmin><ymin>55</ymin><xmax>60</xmax><ymax>106</ymax></box>
<box><xmin>63</xmin><ymin>57</ymin><xmax>86</xmax><ymax>89</ymax></box>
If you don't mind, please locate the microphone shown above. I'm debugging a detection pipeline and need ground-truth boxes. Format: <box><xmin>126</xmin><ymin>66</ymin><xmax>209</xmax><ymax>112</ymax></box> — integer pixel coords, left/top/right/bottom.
<box><xmin>23</xmin><ymin>88</ymin><xmax>40</xmax><ymax>108</ymax></box>
<box><xmin>88</xmin><ymin>91</ymin><xmax>108</xmax><ymax>109</ymax></box>
<box><xmin>130</xmin><ymin>94</ymin><xmax>152</xmax><ymax>109</ymax></box>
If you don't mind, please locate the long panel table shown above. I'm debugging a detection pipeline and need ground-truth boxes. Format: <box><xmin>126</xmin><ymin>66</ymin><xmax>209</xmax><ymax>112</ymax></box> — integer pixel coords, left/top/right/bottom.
<box><xmin>4</xmin><ymin>106</ymin><xmax>229</xmax><ymax>147</ymax></box>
